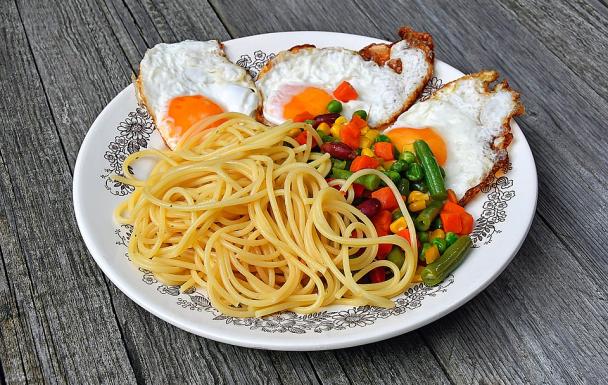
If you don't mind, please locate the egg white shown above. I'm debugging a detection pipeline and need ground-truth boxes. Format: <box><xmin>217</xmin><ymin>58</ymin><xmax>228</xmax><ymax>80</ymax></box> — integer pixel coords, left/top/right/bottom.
<box><xmin>256</xmin><ymin>41</ymin><xmax>430</xmax><ymax>127</ymax></box>
<box><xmin>139</xmin><ymin>40</ymin><xmax>259</xmax><ymax>141</ymax></box>
<box><xmin>387</xmin><ymin>72</ymin><xmax>520</xmax><ymax>200</ymax></box>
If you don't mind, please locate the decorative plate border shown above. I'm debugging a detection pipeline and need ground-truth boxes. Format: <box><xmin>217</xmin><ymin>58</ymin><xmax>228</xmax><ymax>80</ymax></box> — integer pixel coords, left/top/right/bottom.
<box><xmin>102</xmin><ymin>50</ymin><xmax>515</xmax><ymax>333</ymax></box>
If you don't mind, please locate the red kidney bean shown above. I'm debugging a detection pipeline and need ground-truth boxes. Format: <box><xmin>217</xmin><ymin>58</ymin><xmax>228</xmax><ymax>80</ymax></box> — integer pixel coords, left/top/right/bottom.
<box><xmin>357</xmin><ymin>198</ymin><xmax>381</xmax><ymax>218</ymax></box>
<box><xmin>320</xmin><ymin>142</ymin><xmax>356</xmax><ymax>160</ymax></box>
<box><xmin>313</xmin><ymin>113</ymin><xmax>341</xmax><ymax>128</ymax></box>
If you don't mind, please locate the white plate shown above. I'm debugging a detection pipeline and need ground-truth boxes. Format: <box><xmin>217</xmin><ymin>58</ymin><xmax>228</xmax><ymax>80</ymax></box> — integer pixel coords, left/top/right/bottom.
<box><xmin>73</xmin><ymin>31</ymin><xmax>537</xmax><ymax>351</ymax></box>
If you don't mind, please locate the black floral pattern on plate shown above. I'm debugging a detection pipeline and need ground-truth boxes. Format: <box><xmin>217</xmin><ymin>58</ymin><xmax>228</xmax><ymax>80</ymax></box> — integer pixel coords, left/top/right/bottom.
<box><xmin>106</xmin><ymin>50</ymin><xmax>515</xmax><ymax>333</ymax></box>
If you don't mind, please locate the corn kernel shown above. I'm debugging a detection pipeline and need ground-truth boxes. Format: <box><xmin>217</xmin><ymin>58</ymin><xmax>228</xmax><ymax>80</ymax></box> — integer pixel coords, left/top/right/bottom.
<box><xmin>408</xmin><ymin>191</ymin><xmax>430</xmax><ymax>203</ymax></box>
<box><xmin>360</xmin><ymin>126</ymin><xmax>369</xmax><ymax>135</ymax></box>
<box><xmin>430</xmin><ymin>229</ymin><xmax>445</xmax><ymax>241</ymax></box>
<box><xmin>288</xmin><ymin>128</ymin><xmax>301</xmax><ymax>137</ymax></box>
<box><xmin>359</xmin><ymin>137</ymin><xmax>372</xmax><ymax>149</ymax></box>
<box><xmin>412</xmin><ymin>266</ymin><xmax>425</xmax><ymax>283</ymax></box>
<box><xmin>365</xmin><ymin>129</ymin><xmax>380</xmax><ymax>141</ymax></box>
<box><xmin>390</xmin><ymin>217</ymin><xmax>407</xmax><ymax>233</ymax></box>
<box><xmin>317</xmin><ymin>122</ymin><xmax>331</xmax><ymax>135</ymax></box>
<box><xmin>424</xmin><ymin>244</ymin><xmax>440</xmax><ymax>264</ymax></box>
<box><xmin>408</xmin><ymin>200</ymin><xmax>427</xmax><ymax>212</ymax></box>
<box><xmin>384</xmin><ymin>160</ymin><xmax>396</xmax><ymax>169</ymax></box>
<box><xmin>401</xmin><ymin>143</ymin><xmax>415</xmax><ymax>153</ymax></box>
<box><xmin>361</xmin><ymin>148</ymin><xmax>375</xmax><ymax>157</ymax></box>
<box><xmin>330</xmin><ymin>124</ymin><xmax>341</xmax><ymax>138</ymax></box>
<box><xmin>335</xmin><ymin>116</ymin><xmax>348</xmax><ymax>125</ymax></box>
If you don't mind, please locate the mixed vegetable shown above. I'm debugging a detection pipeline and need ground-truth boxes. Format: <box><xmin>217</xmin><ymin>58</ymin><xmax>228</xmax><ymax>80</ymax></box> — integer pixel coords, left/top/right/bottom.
<box><xmin>289</xmin><ymin>81</ymin><xmax>474</xmax><ymax>287</ymax></box>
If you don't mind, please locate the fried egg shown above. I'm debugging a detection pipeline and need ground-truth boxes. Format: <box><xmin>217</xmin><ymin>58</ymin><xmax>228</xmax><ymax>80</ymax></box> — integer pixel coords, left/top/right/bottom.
<box><xmin>256</xmin><ymin>27</ymin><xmax>433</xmax><ymax>128</ymax></box>
<box><xmin>136</xmin><ymin>40</ymin><xmax>260</xmax><ymax>149</ymax></box>
<box><xmin>386</xmin><ymin>71</ymin><xmax>524</xmax><ymax>204</ymax></box>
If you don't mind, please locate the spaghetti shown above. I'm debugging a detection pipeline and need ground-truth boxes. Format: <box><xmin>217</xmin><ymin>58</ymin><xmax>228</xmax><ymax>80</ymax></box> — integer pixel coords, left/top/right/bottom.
<box><xmin>114</xmin><ymin>113</ymin><xmax>417</xmax><ymax>317</ymax></box>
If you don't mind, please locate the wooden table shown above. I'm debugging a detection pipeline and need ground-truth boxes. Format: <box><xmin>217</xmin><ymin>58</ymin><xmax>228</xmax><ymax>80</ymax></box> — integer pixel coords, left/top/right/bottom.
<box><xmin>1</xmin><ymin>0</ymin><xmax>606</xmax><ymax>383</ymax></box>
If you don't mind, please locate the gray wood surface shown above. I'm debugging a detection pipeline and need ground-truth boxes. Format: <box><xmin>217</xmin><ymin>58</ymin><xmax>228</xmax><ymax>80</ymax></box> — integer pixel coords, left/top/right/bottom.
<box><xmin>1</xmin><ymin>0</ymin><xmax>606</xmax><ymax>384</ymax></box>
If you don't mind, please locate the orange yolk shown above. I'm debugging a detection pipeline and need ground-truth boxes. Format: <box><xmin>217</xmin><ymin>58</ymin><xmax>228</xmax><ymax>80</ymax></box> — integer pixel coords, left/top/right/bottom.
<box><xmin>166</xmin><ymin>95</ymin><xmax>224</xmax><ymax>136</ymax></box>
<box><xmin>282</xmin><ymin>87</ymin><xmax>333</xmax><ymax>120</ymax></box>
<box><xmin>387</xmin><ymin>127</ymin><xmax>447</xmax><ymax>165</ymax></box>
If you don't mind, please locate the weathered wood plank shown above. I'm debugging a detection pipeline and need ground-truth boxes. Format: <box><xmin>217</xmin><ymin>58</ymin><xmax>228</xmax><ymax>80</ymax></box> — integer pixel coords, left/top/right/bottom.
<box><xmin>0</xmin><ymin>0</ymin><xmax>137</xmax><ymax>384</ymax></box>
<box><xmin>499</xmin><ymin>0</ymin><xmax>608</xmax><ymax>100</ymax></box>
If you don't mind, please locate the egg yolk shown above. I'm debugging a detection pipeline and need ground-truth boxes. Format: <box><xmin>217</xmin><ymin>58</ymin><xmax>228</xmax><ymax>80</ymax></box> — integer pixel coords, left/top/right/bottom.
<box><xmin>387</xmin><ymin>127</ymin><xmax>447</xmax><ymax>165</ymax></box>
<box><xmin>282</xmin><ymin>87</ymin><xmax>333</xmax><ymax>120</ymax></box>
<box><xmin>166</xmin><ymin>95</ymin><xmax>224</xmax><ymax>136</ymax></box>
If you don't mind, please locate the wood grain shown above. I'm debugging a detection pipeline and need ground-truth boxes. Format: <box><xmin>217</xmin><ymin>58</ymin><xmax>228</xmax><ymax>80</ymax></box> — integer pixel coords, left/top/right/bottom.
<box><xmin>1</xmin><ymin>0</ymin><xmax>607</xmax><ymax>384</ymax></box>
<box><xmin>0</xmin><ymin>0</ymin><xmax>136</xmax><ymax>384</ymax></box>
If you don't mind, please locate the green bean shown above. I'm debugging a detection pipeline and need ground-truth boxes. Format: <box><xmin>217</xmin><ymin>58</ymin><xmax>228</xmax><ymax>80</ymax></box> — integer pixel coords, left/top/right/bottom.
<box><xmin>414</xmin><ymin>140</ymin><xmax>447</xmax><ymax>201</ymax></box>
<box><xmin>445</xmin><ymin>232</ymin><xmax>458</xmax><ymax>246</ymax></box>
<box><xmin>422</xmin><ymin>236</ymin><xmax>472</xmax><ymax>286</ymax></box>
<box><xmin>411</xmin><ymin>181</ymin><xmax>428</xmax><ymax>193</ymax></box>
<box><xmin>417</xmin><ymin>231</ymin><xmax>430</xmax><ymax>243</ymax></box>
<box><xmin>387</xmin><ymin>247</ymin><xmax>405</xmax><ymax>269</ymax></box>
<box><xmin>331</xmin><ymin>158</ymin><xmax>347</xmax><ymax>170</ymax></box>
<box><xmin>414</xmin><ymin>201</ymin><xmax>444</xmax><ymax>231</ymax></box>
<box><xmin>399</xmin><ymin>151</ymin><xmax>416</xmax><ymax>164</ymax></box>
<box><xmin>390</xmin><ymin>159</ymin><xmax>408</xmax><ymax>173</ymax></box>
<box><xmin>391</xmin><ymin>209</ymin><xmax>404</xmax><ymax>221</ymax></box>
<box><xmin>432</xmin><ymin>238</ymin><xmax>447</xmax><ymax>253</ymax></box>
<box><xmin>356</xmin><ymin>174</ymin><xmax>381</xmax><ymax>191</ymax></box>
<box><xmin>331</xmin><ymin>168</ymin><xmax>353</xmax><ymax>180</ymax></box>
<box><xmin>405</xmin><ymin>163</ymin><xmax>423</xmax><ymax>181</ymax></box>
<box><xmin>431</xmin><ymin>216</ymin><xmax>443</xmax><ymax>230</ymax></box>
<box><xmin>397</xmin><ymin>178</ymin><xmax>410</xmax><ymax>196</ymax></box>
<box><xmin>383</xmin><ymin>170</ymin><xmax>401</xmax><ymax>185</ymax></box>
<box><xmin>305</xmin><ymin>119</ymin><xmax>315</xmax><ymax>125</ymax></box>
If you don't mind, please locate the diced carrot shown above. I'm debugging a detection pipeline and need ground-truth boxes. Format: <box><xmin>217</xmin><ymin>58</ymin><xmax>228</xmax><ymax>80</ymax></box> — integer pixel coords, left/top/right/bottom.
<box><xmin>397</xmin><ymin>229</ymin><xmax>422</xmax><ymax>250</ymax></box>
<box><xmin>350</xmin><ymin>155</ymin><xmax>380</xmax><ymax>172</ymax></box>
<box><xmin>371</xmin><ymin>187</ymin><xmax>398</xmax><ymax>211</ymax></box>
<box><xmin>372</xmin><ymin>210</ymin><xmax>392</xmax><ymax>234</ymax></box>
<box><xmin>293</xmin><ymin>111</ymin><xmax>314</xmax><ymax>122</ymax></box>
<box><xmin>447</xmin><ymin>189</ymin><xmax>458</xmax><ymax>204</ymax></box>
<box><xmin>442</xmin><ymin>201</ymin><xmax>466</xmax><ymax>214</ymax></box>
<box><xmin>295</xmin><ymin>131</ymin><xmax>308</xmax><ymax>145</ymax></box>
<box><xmin>333</xmin><ymin>81</ymin><xmax>358</xmax><ymax>102</ymax></box>
<box><xmin>440</xmin><ymin>211</ymin><xmax>462</xmax><ymax>233</ymax></box>
<box><xmin>373</xmin><ymin>142</ymin><xmax>395</xmax><ymax>161</ymax></box>
<box><xmin>460</xmin><ymin>212</ymin><xmax>474</xmax><ymax>235</ymax></box>
<box><xmin>352</xmin><ymin>183</ymin><xmax>365</xmax><ymax>198</ymax></box>
<box><xmin>349</xmin><ymin>115</ymin><xmax>367</xmax><ymax>130</ymax></box>
<box><xmin>340</xmin><ymin>121</ymin><xmax>361</xmax><ymax>149</ymax></box>
<box><xmin>369</xmin><ymin>267</ymin><xmax>386</xmax><ymax>283</ymax></box>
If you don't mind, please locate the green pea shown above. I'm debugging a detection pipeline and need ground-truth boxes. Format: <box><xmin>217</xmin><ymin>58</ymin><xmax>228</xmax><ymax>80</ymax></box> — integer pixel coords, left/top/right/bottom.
<box><xmin>317</xmin><ymin>130</ymin><xmax>335</xmax><ymax>143</ymax></box>
<box><xmin>383</xmin><ymin>170</ymin><xmax>401</xmax><ymax>185</ymax></box>
<box><xmin>431</xmin><ymin>216</ymin><xmax>443</xmax><ymax>230</ymax></box>
<box><xmin>390</xmin><ymin>159</ymin><xmax>408</xmax><ymax>173</ymax></box>
<box><xmin>391</xmin><ymin>209</ymin><xmax>404</xmax><ymax>221</ymax></box>
<box><xmin>406</xmin><ymin>163</ymin><xmax>423</xmax><ymax>181</ymax></box>
<box><xmin>397</xmin><ymin>178</ymin><xmax>410</xmax><ymax>196</ymax></box>
<box><xmin>432</xmin><ymin>238</ymin><xmax>447</xmax><ymax>253</ymax></box>
<box><xmin>411</xmin><ymin>181</ymin><xmax>428</xmax><ymax>193</ymax></box>
<box><xmin>417</xmin><ymin>231</ymin><xmax>430</xmax><ymax>243</ymax></box>
<box><xmin>305</xmin><ymin>119</ymin><xmax>315</xmax><ymax>125</ymax></box>
<box><xmin>387</xmin><ymin>247</ymin><xmax>405</xmax><ymax>269</ymax></box>
<box><xmin>327</xmin><ymin>100</ymin><xmax>343</xmax><ymax>113</ymax></box>
<box><xmin>374</xmin><ymin>134</ymin><xmax>391</xmax><ymax>143</ymax></box>
<box><xmin>399</xmin><ymin>151</ymin><xmax>416</xmax><ymax>164</ymax></box>
<box><xmin>353</xmin><ymin>110</ymin><xmax>368</xmax><ymax>120</ymax></box>
<box><xmin>445</xmin><ymin>232</ymin><xmax>459</xmax><ymax>246</ymax></box>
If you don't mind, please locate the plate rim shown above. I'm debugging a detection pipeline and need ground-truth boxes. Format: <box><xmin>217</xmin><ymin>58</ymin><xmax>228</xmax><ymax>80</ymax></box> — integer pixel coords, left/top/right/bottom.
<box><xmin>73</xmin><ymin>31</ymin><xmax>538</xmax><ymax>351</ymax></box>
